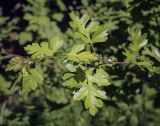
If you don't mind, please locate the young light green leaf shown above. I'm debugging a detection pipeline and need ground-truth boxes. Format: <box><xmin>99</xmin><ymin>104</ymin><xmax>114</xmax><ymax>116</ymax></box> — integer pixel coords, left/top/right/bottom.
<box><xmin>74</xmin><ymin>32</ymin><xmax>92</xmax><ymax>43</ymax></box>
<box><xmin>63</xmin><ymin>78</ymin><xmax>81</xmax><ymax>88</ymax></box>
<box><xmin>91</xmin><ymin>26</ymin><xmax>108</xmax><ymax>43</ymax></box>
<box><xmin>69</xmin><ymin>11</ymin><xmax>108</xmax><ymax>44</ymax></box>
<box><xmin>70</xmin><ymin>44</ymin><xmax>85</xmax><ymax>53</ymax></box>
<box><xmin>123</xmin><ymin>50</ymin><xmax>137</xmax><ymax>63</ymax></box>
<box><xmin>79</xmin><ymin>21</ymin><xmax>99</xmax><ymax>36</ymax></box>
<box><xmin>128</xmin><ymin>27</ymin><xmax>148</xmax><ymax>52</ymax></box>
<box><xmin>24</xmin><ymin>42</ymin><xmax>53</xmax><ymax>59</ymax></box>
<box><xmin>73</xmin><ymin>84</ymin><xmax>107</xmax><ymax>115</ymax></box>
<box><xmin>22</xmin><ymin>67</ymin><xmax>44</xmax><ymax>93</ymax></box>
<box><xmin>137</xmin><ymin>61</ymin><xmax>153</xmax><ymax>70</ymax></box>
<box><xmin>69</xmin><ymin>12</ymin><xmax>80</xmax><ymax>28</ymax></box>
<box><xmin>67</xmin><ymin>51</ymin><xmax>98</xmax><ymax>63</ymax></box>
<box><xmin>63</xmin><ymin>73</ymin><xmax>80</xmax><ymax>88</ymax></box>
<box><xmin>67</xmin><ymin>44</ymin><xmax>97</xmax><ymax>63</ymax></box>
<box><xmin>49</xmin><ymin>36</ymin><xmax>63</xmax><ymax>53</ymax></box>
<box><xmin>123</xmin><ymin>27</ymin><xmax>155</xmax><ymax>73</ymax></box>
<box><xmin>149</xmin><ymin>67</ymin><xmax>160</xmax><ymax>74</ymax></box>
<box><xmin>86</xmin><ymin>68</ymin><xmax>110</xmax><ymax>86</ymax></box>
<box><xmin>65</xmin><ymin>63</ymin><xmax>77</xmax><ymax>72</ymax></box>
<box><xmin>6</xmin><ymin>57</ymin><xmax>24</xmax><ymax>72</ymax></box>
<box><xmin>69</xmin><ymin>11</ymin><xmax>89</xmax><ymax>29</ymax></box>
<box><xmin>143</xmin><ymin>46</ymin><xmax>160</xmax><ymax>63</ymax></box>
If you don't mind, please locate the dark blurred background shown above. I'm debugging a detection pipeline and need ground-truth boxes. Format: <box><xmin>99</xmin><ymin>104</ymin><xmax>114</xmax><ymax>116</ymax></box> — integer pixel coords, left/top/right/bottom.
<box><xmin>0</xmin><ymin>0</ymin><xmax>160</xmax><ymax>126</ymax></box>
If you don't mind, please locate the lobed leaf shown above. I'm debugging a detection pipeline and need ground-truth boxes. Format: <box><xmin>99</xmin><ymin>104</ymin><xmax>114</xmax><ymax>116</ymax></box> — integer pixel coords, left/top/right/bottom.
<box><xmin>49</xmin><ymin>36</ymin><xmax>63</xmax><ymax>53</ymax></box>
<box><xmin>143</xmin><ymin>46</ymin><xmax>160</xmax><ymax>63</ymax></box>
<box><xmin>69</xmin><ymin>11</ymin><xmax>108</xmax><ymax>44</ymax></box>
<box><xmin>67</xmin><ymin>44</ymin><xmax>97</xmax><ymax>63</ymax></box>
<box><xmin>128</xmin><ymin>27</ymin><xmax>148</xmax><ymax>52</ymax></box>
<box><xmin>22</xmin><ymin>67</ymin><xmax>44</xmax><ymax>93</ymax></box>
<box><xmin>6</xmin><ymin>57</ymin><xmax>24</xmax><ymax>72</ymax></box>
<box><xmin>91</xmin><ymin>26</ymin><xmax>108</xmax><ymax>43</ymax></box>
<box><xmin>92</xmin><ymin>69</ymin><xmax>110</xmax><ymax>86</ymax></box>
<box><xmin>24</xmin><ymin>42</ymin><xmax>53</xmax><ymax>59</ymax></box>
<box><xmin>69</xmin><ymin>11</ymin><xmax>89</xmax><ymax>29</ymax></box>
<box><xmin>73</xmin><ymin>84</ymin><xmax>107</xmax><ymax>115</ymax></box>
<box><xmin>24</xmin><ymin>36</ymin><xmax>64</xmax><ymax>59</ymax></box>
<box><xmin>63</xmin><ymin>73</ymin><xmax>81</xmax><ymax>88</ymax></box>
<box><xmin>63</xmin><ymin>67</ymin><xmax>86</xmax><ymax>88</ymax></box>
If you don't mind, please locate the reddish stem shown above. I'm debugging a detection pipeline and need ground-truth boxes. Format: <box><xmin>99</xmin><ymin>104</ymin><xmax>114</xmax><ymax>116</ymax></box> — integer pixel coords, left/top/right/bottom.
<box><xmin>1</xmin><ymin>49</ymin><xmax>24</xmax><ymax>58</ymax></box>
<box><xmin>103</xmin><ymin>60</ymin><xmax>130</xmax><ymax>65</ymax></box>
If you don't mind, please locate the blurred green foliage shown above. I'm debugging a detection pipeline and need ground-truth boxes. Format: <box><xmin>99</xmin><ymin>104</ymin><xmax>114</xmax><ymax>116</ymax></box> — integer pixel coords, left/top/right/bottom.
<box><xmin>0</xmin><ymin>0</ymin><xmax>160</xmax><ymax>126</ymax></box>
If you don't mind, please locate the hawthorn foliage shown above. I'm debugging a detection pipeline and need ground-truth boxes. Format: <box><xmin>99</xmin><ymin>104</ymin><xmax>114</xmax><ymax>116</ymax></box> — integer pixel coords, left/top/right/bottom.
<box><xmin>6</xmin><ymin>11</ymin><xmax>160</xmax><ymax>116</ymax></box>
<box><xmin>0</xmin><ymin>0</ymin><xmax>160</xmax><ymax>125</ymax></box>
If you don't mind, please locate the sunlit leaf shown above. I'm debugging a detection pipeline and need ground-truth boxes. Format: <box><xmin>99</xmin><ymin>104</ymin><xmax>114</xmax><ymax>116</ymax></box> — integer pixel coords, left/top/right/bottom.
<box><xmin>49</xmin><ymin>36</ymin><xmax>63</xmax><ymax>53</ymax></box>
<box><xmin>22</xmin><ymin>67</ymin><xmax>44</xmax><ymax>93</ymax></box>
<box><xmin>24</xmin><ymin>42</ymin><xmax>53</xmax><ymax>59</ymax></box>
<box><xmin>6</xmin><ymin>57</ymin><xmax>24</xmax><ymax>72</ymax></box>
<box><xmin>73</xmin><ymin>84</ymin><xmax>107</xmax><ymax>115</ymax></box>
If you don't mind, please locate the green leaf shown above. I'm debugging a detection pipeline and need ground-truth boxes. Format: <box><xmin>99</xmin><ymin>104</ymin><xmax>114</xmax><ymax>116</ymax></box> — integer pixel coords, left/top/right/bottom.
<box><xmin>49</xmin><ymin>36</ymin><xmax>63</xmax><ymax>53</ymax></box>
<box><xmin>149</xmin><ymin>67</ymin><xmax>160</xmax><ymax>74</ymax></box>
<box><xmin>137</xmin><ymin>61</ymin><xmax>153</xmax><ymax>70</ymax></box>
<box><xmin>24</xmin><ymin>42</ymin><xmax>53</xmax><ymax>59</ymax></box>
<box><xmin>91</xmin><ymin>26</ymin><xmax>108</xmax><ymax>43</ymax></box>
<box><xmin>67</xmin><ymin>44</ymin><xmax>97</xmax><ymax>63</ymax></box>
<box><xmin>63</xmin><ymin>73</ymin><xmax>80</xmax><ymax>88</ymax></box>
<box><xmin>65</xmin><ymin>63</ymin><xmax>77</xmax><ymax>72</ymax></box>
<box><xmin>22</xmin><ymin>67</ymin><xmax>44</xmax><ymax>93</ymax></box>
<box><xmin>123</xmin><ymin>50</ymin><xmax>137</xmax><ymax>63</ymax></box>
<box><xmin>128</xmin><ymin>27</ymin><xmax>148</xmax><ymax>52</ymax></box>
<box><xmin>69</xmin><ymin>11</ymin><xmax>89</xmax><ymax>29</ymax></box>
<box><xmin>63</xmin><ymin>67</ymin><xmax>86</xmax><ymax>88</ymax></box>
<box><xmin>63</xmin><ymin>67</ymin><xmax>109</xmax><ymax>115</ymax></box>
<box><xmin>73</xmin><ymin>84</ymin><xmax>107</xmax><ymax>115</ymax></box>
<box><xmin>63</xmin><ymin>78</ymin><xmax>81</xmax><ymax>88</ymax></box>
<box><xmin>67</xmin><ymin>52</ymin><xmax>98</xmax><ymax>63</ymax></box>
<box><xmin>143</xmin><ymin>46</ymin><xmax>160</xmax><ymax>63</ymax></box>
<box><xmin>122</xmin><ymin>27</ymin><xmax>155</xmax><ymax>72</ymax></box>
<box><xmin>70</xmin><ymin>44</ymin><xmax>85</xmax><ymax>53</ymax></box>
<box><xmin>86</xmin><ymin>68</ymin><xmax>110</xmax><ymax>86</ymax></box>
<box><xmin>6</xmin><ymin>57</ymin><xmax>24</xmax><ymax>72</ymax></box>
<box><xmin>79</xmin><ymin>21</ymin><xmax>99</xmax><ymax>36</ymax></box>
<box><xmin>69</xmin><ymin>11</ymin><xmax>108</xmax><ymax>44</ymax></box>
<box><xmin>24</xmin><ymin>36</ymin><xmax>64</xmax><ymax>59</ymax></box>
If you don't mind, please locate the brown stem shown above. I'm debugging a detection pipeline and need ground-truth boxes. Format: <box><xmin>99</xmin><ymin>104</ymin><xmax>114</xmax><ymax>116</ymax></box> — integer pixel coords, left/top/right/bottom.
<box><xmin>103</xmin><ymin>60</ymin><xmax>131</xmax><ymax>65</ymax></box>
<box><xmin>1</xmin><ymin>49</ymin><xmax>24</xmax><ymax>58</ymax></box>
<box><xmin>113</xmin><ymin>61</ymin><xmax>131</xmax><ymax>64</ymax></box>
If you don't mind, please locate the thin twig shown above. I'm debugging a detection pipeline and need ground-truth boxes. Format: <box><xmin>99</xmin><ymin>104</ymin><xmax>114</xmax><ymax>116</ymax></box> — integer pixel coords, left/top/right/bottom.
<box><xmin>1</xmin><ymin>49</ymin><xmax>24</xmax><ymax>58</ymax></box>
<box><xmin>113</xmin><ymin>61</ymin><xmax>131</xmax><ymax>64</ymax></box>
<box><xmin>0</xmin><ymin>49</ymin><xmax>54</xmax><ymax>69</ymax></box>
<box><xmin>103</xmin><ymin>59</ymin><xmax>130</xmax><ymax>65</ymax></box>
